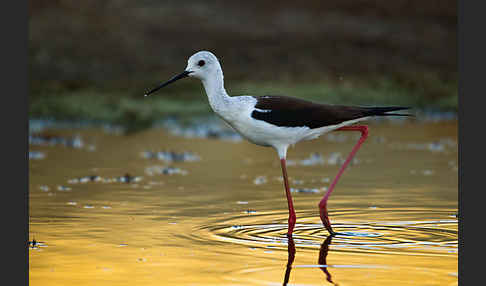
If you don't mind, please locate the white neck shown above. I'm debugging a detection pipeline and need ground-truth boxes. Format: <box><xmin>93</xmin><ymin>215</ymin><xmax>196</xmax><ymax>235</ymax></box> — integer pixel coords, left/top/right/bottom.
<box><xmin>200</xmin><ymin>68</ymin><xmax>231</xmax><ymax>113</ymax></box>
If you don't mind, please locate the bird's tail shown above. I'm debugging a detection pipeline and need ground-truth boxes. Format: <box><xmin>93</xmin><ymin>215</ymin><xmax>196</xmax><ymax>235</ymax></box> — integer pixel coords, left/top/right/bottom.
<box><xmin>362</xmin><ymin>106</ymin><xmax>413</xmax><ymax>117</ymax></box>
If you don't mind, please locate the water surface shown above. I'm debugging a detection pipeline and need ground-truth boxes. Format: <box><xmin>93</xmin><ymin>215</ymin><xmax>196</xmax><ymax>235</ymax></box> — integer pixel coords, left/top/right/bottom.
<box><xmin>29</xmin><ymin>119</ymin><xmax>458</xmax><ymax>285</ymax></box>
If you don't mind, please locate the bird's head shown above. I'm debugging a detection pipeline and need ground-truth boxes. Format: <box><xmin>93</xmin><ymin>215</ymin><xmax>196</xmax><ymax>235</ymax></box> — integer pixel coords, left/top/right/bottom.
<box><xmin>144</xmin><ymin>50</ymin><xmax>221</xmax><ymax>96</ymax></box>
<box><xmin>185</xmin><ymin>51</ymin><xmax>221</xmax><ymax>80</ymax></box>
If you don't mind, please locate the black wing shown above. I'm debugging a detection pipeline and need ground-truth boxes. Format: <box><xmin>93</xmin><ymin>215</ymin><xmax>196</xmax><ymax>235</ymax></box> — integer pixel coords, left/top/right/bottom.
<box><xmin>251</xmin><ymin>95</ymin><xmax>410</xmax><ymax>129</ymax></box>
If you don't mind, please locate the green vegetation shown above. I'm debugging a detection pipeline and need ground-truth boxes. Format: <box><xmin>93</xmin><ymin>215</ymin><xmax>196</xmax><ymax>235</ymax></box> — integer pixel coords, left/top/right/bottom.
<box><xmin>29</xmin><ymin>71</ymin><xmax>457</xmax><ymax>127</ymax></box>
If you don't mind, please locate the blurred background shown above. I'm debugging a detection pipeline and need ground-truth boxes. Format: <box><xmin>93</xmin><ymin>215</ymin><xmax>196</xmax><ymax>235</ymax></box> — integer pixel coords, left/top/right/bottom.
<box><xmin>29</xmin><ymin>0</ymin><xmax>457</xmax><ymax>127</ymax></box>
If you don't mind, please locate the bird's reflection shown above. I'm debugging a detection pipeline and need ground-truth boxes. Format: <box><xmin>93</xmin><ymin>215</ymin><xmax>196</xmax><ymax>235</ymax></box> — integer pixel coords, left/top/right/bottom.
<box><xmin>282</xmin><ymin>236</ymin><xmax>296</xmax><ymax>285</ymax></box>
<box><xmin>283</xmin><ymin>235</ymin><xmax>337</xmax><ymax>286</ymax></box>
<box><xmin>318</xmin><ymin>235</ymin><xmax>337</xmax><ymax>285</ymax></box>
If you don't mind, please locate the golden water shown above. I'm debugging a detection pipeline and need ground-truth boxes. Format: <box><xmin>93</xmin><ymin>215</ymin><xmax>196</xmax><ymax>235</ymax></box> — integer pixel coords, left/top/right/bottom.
<box><xmin>29</xmin><ymin>120</ymin><xmax>458</xmax><ymax>285</ymax></box>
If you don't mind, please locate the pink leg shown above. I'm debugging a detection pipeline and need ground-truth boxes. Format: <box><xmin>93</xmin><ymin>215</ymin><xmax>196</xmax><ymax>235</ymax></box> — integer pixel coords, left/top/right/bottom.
<box><xmin>280</xmin><ymin>158</ymin><xmax>296</xmax><ymax>237</ymax></box>
<box><xmin>319</xmin><ymin>125</ymin><xmax>369</xmax><ymax>235</ymax></box>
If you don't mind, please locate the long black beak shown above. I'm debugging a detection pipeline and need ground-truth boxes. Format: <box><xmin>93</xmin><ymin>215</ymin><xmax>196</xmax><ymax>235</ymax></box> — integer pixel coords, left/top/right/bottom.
<box><xmin>144</xmin><ymin>70</ymin><xmax>192</xmax><ymax>96</ymax></box>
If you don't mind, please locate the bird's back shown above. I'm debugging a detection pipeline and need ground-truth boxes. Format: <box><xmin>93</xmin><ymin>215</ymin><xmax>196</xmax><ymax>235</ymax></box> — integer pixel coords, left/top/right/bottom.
<box><xmin>251</xmin><ymin>95</ymin><xmax>410</xmax><ymax>129</ymax></box>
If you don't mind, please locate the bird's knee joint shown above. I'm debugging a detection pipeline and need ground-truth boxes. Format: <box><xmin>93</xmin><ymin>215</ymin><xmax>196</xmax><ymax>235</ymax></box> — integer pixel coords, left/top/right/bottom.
<box><xmin>360</xmin><ymin>126</ymin><xmax>369</xmax><ymax>138</ymax></box>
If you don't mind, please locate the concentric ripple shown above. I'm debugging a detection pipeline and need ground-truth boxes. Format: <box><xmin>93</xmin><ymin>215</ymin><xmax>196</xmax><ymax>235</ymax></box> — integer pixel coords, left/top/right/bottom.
<box><xmin>194</xmin><ymin>208</ymin><xmax>458</xmax><ymax>257</ymax></box>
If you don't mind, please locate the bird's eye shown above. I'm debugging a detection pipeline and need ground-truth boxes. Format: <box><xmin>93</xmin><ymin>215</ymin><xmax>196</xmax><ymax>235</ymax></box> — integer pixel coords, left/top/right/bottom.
<box><xmin>197</xmin><ymin>60</ymin><xmax>205</xmax><ymax>67</ymax></box>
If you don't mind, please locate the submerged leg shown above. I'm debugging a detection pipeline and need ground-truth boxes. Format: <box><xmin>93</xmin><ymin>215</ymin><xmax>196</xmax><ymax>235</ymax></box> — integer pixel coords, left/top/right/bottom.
<box><xmin>280</xmin><ymin>158</ymin><xmax>296</xmax><ymax>237</ymax></box>
<box><xmin>319</xmin><ymin>125</ymin><xmax>369</xmax><ymax>235</ymax></box>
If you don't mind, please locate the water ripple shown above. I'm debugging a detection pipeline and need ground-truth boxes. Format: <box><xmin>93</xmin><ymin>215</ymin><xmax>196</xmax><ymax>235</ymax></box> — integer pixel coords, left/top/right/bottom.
<box><xmin>192</xmin><ymin>209</ymin><xmax>457</xmax><ymax>257</ymax></box>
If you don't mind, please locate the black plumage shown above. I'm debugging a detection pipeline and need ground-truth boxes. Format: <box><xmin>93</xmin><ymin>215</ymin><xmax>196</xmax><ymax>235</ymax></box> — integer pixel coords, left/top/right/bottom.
<box><xmin>251</xmin><ymin>95</ymin><xmax>411</xmax><ymax>129</ymax></box>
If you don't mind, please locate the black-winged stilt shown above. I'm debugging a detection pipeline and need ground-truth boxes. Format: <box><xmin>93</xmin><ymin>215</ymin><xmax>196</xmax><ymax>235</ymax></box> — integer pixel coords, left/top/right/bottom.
<box><xmin>145</xmin><ymin>51</ymin><xmax>410</xmax><ymax>237</ymax></box>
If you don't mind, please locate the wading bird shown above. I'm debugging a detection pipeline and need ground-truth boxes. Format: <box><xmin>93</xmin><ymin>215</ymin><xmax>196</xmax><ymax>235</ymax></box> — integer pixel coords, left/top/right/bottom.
<box><xmin>145</xmin><ymin>51</ymin><xmax>410</xmax><ymax>237</ymax></box>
